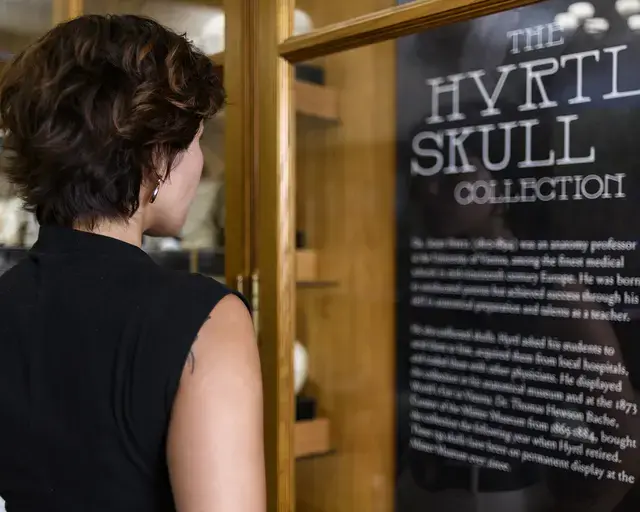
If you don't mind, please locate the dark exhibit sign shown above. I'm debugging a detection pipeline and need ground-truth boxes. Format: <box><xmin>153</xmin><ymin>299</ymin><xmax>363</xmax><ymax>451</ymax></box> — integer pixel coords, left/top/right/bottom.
<box><xmin>395</xmin><ymin>1</ymin><xmax>640</xmax><ymax>511</ymax></box>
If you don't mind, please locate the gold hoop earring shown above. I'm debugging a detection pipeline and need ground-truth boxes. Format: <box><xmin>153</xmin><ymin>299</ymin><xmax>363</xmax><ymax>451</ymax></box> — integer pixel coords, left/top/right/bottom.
<box><xmin>150</xmin><ymin>182</ymin><xmax>161</xmax><ymax>204</ymax></box>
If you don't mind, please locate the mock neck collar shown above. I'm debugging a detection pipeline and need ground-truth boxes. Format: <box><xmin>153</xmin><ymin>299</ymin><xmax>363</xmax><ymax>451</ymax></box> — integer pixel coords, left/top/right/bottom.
<box><xmin>32</xmin><ymin>225</ymin><xmax>151</xmax><ymax>262</ymax></box>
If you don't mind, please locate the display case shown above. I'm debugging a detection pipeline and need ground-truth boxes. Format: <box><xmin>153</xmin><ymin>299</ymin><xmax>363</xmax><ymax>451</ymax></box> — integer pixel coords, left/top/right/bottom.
<box><xmin>4</xmin><ymin>1</ymin><xmax>640</xmax><ymax>511</ymax></box>
<box><xmin>261</xmin><ymin>0</ymin><xmax>640</xmax><ymax>511</ymax></box>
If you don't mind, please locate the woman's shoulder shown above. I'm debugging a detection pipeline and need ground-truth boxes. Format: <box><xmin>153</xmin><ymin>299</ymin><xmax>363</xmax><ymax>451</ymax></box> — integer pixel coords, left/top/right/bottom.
<box><xmin>150</xmin><ymin>267</ymin><xmax>249</xmax><ymax>311</ymax></box>
<box><xmin>141</xmin><ymin>267</ymin><xmax>250</xmax><ymax>335</ymax></box>
<box><xmin>127</xmin><ymin>269</ymin><xmax>251</xmax><ymax>419</ymax></box>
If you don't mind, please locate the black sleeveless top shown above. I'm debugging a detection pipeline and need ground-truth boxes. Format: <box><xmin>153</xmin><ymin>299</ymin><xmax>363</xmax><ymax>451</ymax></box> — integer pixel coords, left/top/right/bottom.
<box><xmin>0</xmin><ymin>226</ymin><xmax>242</xmax><ymax>511</ymax></box>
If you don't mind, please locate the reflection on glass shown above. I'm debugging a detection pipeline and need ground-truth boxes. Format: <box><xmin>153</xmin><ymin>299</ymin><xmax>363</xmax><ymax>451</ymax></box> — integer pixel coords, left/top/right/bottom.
<box><xmin>295</xmin><ymin>1</ymin><xmax>640</xmax><ymax>512</ymax></box>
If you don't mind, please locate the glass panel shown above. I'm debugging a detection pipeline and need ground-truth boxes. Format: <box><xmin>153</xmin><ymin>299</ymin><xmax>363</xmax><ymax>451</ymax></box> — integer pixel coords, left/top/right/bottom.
<box><xmin>0</xmin><ymin>0</ymin><xmax>55</xmax><ymax>282</ymax></box>
<box><xmin>81</xmin><ymin>1</ymin><xmax>228</xmax><ymax>280</ymax></box>
<box><xmin>294</xmin><ymin>1</ymin><xmax>640</xmax><ymax>511</ymax></box>
<box><xmin>295</xmin><ymin>0</ymin><xmax>417</xmax><ymax>33</ymax></box>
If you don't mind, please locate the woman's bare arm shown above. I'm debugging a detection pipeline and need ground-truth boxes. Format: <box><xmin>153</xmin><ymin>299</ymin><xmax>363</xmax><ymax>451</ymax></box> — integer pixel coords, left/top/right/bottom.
<box><xmin>167</xmin><ymin>294</ymin><xmax>265</xmax><ymax>512</ymax></box>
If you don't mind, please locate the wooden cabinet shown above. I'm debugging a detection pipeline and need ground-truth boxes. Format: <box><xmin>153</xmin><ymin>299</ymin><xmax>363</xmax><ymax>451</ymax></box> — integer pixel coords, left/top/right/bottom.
<box><xmin>259</xmin><ymin>1</ymin><xmax>548</xmax><ymax>512</ymax></box>
<box><xmin>255</xmin><ymin>0</ymin><xmax>400</xmax><ymax>510</ymax></box>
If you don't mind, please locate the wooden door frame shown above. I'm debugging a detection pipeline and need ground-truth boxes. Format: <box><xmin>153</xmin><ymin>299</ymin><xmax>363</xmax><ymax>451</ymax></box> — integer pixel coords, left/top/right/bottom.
<box><xmin>279</xmin><ymin>0</ymin><xmax>544</xmax><ymax>62</ymax></box>
<box><xmin>255</xmin><ymin>0</ymin><xmax>297</xmax><ymax>511</ymax></box>
<box><xmin>256</xmin><ymin>0</ymin><xmax>544</xmax><ymax>511</ymax></box>
<box><xmin>224</xmin><ymin>0</ymin><xmax>257</xmax><ymax>292</ymax></box>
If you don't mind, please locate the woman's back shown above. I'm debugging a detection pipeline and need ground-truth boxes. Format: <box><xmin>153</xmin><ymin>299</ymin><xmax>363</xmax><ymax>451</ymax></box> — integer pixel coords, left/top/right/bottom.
<box><xmin>0</xmin><ymin>226</ymin><xmax>235</xmax><ymax>511</ymax></box>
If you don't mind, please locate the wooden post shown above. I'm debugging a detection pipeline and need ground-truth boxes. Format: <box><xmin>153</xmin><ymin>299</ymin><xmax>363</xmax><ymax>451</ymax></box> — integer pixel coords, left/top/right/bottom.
<box><xmin>256</xmin><ymin>0</ymin><xmax>296</xmax><ymax>509</ymax></box>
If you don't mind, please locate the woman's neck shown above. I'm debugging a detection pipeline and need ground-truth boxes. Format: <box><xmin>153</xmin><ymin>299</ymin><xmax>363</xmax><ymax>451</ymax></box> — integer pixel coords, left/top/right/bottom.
<box><xmin>75</xmin><ymin>218</ymin><xmax>145</xmax><ymax>248</ymax></box>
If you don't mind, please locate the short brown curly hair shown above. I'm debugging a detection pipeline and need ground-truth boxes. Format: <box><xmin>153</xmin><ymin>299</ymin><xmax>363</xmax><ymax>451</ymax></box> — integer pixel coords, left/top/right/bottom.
<box><xmin>0</xmin><ymin>14</ymin><xmax>224</xmax><ymax>228</ymax></box>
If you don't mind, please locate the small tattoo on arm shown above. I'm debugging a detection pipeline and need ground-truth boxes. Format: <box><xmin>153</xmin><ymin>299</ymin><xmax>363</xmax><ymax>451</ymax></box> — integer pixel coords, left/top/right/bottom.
<box><xmin>186</xmin><ymin>350</ymin><xmax>196</xmax><ymax>374</ymax></box>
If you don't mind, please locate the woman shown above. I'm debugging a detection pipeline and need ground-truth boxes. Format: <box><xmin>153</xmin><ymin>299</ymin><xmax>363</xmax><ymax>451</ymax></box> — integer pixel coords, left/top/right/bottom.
<box><xmin>0</xmin><ymin>14</ymin><xmax>265</xmax><ymax>512</ymax></box>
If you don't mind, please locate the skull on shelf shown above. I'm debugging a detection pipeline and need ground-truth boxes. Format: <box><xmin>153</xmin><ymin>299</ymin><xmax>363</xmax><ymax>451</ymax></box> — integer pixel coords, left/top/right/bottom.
<box><xmin>294</xmin><ymin>340</ymin><xmax>309</xmax><ymax>395</ymax></box>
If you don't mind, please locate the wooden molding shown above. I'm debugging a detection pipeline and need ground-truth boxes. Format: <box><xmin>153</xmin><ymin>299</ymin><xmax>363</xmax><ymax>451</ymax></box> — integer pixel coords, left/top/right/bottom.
<box><xmin>222</xmin><ymin>0</ymin><xmax>255</xmax><ymax>288</ymax></box>
<box><xmin>255</xmin><ymin>0</ymin><xmax>296</xmax><ymax>509</ymax></box>
<box><xmin>278</xmin><ymin>0</ymin><xmax>543</xmax><ymax>62</ymax></box>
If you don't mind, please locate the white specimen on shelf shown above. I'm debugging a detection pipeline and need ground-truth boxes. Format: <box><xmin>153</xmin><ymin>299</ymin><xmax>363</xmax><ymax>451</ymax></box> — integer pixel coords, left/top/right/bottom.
<box><xmin>616</xmin><ymin>0</ymin><xmax>640</xmax><ymax>17</ymax></box>
<box><xmin>199</xmin><ymin>10</ymin><xmax>225</xmax><ymax>55</ymax></box>
<box><xmin>629</xmin><ymin>13</ymin><xmax>640</xmax><ymax>30</ymax></box>
<box><xmin>294</xmin><ymin>9</ymin><xmax>314</xmax><ymax>35</ymax></box>
<box><xmin>158</xmin><ymin>238</ymin><xmax>182</xmax><ymax>252</ymax></box>
<box><xmin>142</xmin><ymin>236</ymin><xmax>182</xmax><ymax>252</ymax></box>
<box><xmin>554</xmin><ymin>11</ymin><xmax>580</xmax><ymax>31</ymax></box>
<box><xmin>0</xmin><ymin>197</ymin><xmax>27</xmax><ymax>246</ymax></box>
<box><xmin>584</xmin><ymin>17</ymin><xmax>610</xmax><ymax>35</ymax></box>
<box><xmin>294</xmin><ymin>340</ymin><xmax>309</xmax><ymax>395</ymax></box>
<box><xmin>138</xmin><ymin>2</ymin><xmax>225</xmax><ymax>55</ymax></box>
<box><xmin>568</xmin><ymin>2</ymin><xmax>596</xmax><ymax>21</ymax></box>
